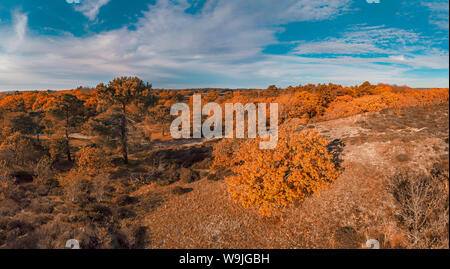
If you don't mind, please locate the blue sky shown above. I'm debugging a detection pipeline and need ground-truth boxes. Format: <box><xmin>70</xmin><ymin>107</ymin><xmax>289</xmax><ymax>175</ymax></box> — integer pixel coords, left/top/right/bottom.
<box><xmin>0</xmin><ymin>0</ymin><xmax>448</xmax><ymax>90</ymax></box>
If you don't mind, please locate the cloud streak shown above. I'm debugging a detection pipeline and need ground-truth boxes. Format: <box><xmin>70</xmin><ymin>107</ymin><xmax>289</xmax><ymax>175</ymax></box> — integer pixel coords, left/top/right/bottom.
<box><xmin>73</xmin><ymin>0</ymin><xmax>110</xmax><ymax>21</ymax></box>
<box><xmin>421</xmin><ymin>0</ymin><xmax>449</xmax><ymax>30</ymax></box>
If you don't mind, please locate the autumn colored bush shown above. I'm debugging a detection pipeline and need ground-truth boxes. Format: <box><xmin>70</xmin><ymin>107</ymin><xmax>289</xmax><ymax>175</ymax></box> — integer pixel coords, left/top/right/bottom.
<box><xmin>225</xmin><ymin>130</ymin><xmax>340</xmax><ymax>216</ymax></box>
<box><xmin>277</xmin><ymin>91</ymin><xmax>324</xmax><ymax>120</ymax></box>
<box><xmin>48</xmin><ymin>136</ymin><xmax>70</xmax><ymax>162</ymax></box>
<box><xmin>211</xmin><ymin>138</ymin><xmax>242</xmax><ymax>170</ymax></box>
<box><xmin>0</xmin><ymin>132</ymin><xmax>43</xmax><ymax>167</ymax></box>
<box><xmin>75</xmin><ymin>147</ymin><xmax>110</xmax><ymax>202</ymax></box>
<box><xmin>57</xmin><ymin>169</ymin><xmax>87</xmax><ymax>202</ymax></box>
<box><xmin>323</xmin><ymin>88</ymin><xmax>449</xmax><ymax>120</ymax></box>
<box><xmin>386</xmin><ymin>167</ymin><xmax>449</xmax><ymax>249</ymax></box>
<box><xmin>56</xmin><ymin>147</ymin><xmax>110</xmax><ymax>202</ymax></box>
<box><xmin>76</xmin><ymin>147</ymin><xmax>109</xmax><ymax>174</ymax></box>
<box><xmin>32</xmin><ymin>156</ymin><xmax>54</xmax><ymax>187</ymax></box>
<box><xmin>0</xmin><ymin>160</ymin><xmax>12</xmax><ymax>201</ymax></box>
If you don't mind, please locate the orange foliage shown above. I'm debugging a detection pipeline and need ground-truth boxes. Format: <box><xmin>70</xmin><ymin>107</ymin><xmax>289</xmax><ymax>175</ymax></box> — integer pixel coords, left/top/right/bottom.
<box><xmin>281</xmin><ymin>91</ymin><xmax>322</xmax><ymax>121</ymax></box>
<box><xmin>225</xmin><ymin>130</ymin><xmax>340</xmax><ymax>216</ymax></box>
<box><xmin>76</xmin><ymin>147</ymin><xmax>108</xmax><ymax>174</ymax></box>
<box><xmin>323</xmin><ymin>88</ymin><xmax>449</xmax><ymax>120</ymax></box>
<box><xmin>212</xmin><ymin>138</ymin><xmax>242</xmax><ymax>169</ymax></box>
<box><xmin>0</xmin><ymin>132</ymin><xmax>42</xmax><ymax>166</ymax></box>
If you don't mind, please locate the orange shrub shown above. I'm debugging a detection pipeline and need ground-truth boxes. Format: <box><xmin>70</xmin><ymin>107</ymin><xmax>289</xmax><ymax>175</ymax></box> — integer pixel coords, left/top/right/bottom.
<box><xmin>323</xmin><ymin>94</ymin><xmax>387</xmax><ymax>119</ymax></box>
<box><xmin>323</xmin><ymin>88</ymin><xmax>448</xmax><ymax>120</ymax></box>
<box><xmin>76</xmin><ymin>147</ymin><xmax>108</xmax><ymax>174</ymax></box>
<box><xmin>226</xmin><ymin>130</ymin><xmax>340</xmax><ymax>216</ymax></box>
<box><xmin>212</xmin><ymin>138</ymin><xmax>242</xmax><ymax>170</ymax></box>
<box><xmin>58</xmin><ymin>147</ymin><xmax>110</xmax><ymax>202</ymax></box>
<box><xmin>0</xmin><ymin>132</ymin><xmax>42</xmax><ymax>166</ymax></box>
<box><xmin>370</xmin><ymin>84</ymin><xmax>394</xmax><ymax>95</ymax></box>
<box><xmin>283</xmin><ymin>91</ymin><xmax>322</xmax><ymax>120</ymax></box>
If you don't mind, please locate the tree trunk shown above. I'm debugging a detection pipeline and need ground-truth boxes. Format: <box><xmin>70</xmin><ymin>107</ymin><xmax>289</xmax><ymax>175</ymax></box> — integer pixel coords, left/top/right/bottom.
<box><xmin>65</xmin><ymin>112</ymin><xmax>72</xmax><ymax>162</ymax></box>
<box><xmin>66</xmin><ymin>139</ymin><xmax>72</xmax><ymax>162</ymax></box>
<box><xmin>121</xmin><ymin>103</ymin><xmax>128</xmax><ymax>164</ymax></box>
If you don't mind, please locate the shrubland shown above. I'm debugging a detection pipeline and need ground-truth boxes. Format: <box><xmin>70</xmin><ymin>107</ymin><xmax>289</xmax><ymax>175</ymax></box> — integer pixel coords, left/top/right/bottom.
<box><xmin>0</xmin><ymin>79</ymin><xmax>448</xmax><ymax>248</ymax></box>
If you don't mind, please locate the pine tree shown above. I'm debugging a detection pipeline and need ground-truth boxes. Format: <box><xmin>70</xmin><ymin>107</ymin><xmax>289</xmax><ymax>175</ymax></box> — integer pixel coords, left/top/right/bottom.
<box><xmin>97</xmin><ymin>77</ymin><xmax>153</xmax><ymax>164</ymax></box>
<box><xmin>44</xmin><ymin>93</ymin><xmax>85</xmax><ymax>161</ymax></box>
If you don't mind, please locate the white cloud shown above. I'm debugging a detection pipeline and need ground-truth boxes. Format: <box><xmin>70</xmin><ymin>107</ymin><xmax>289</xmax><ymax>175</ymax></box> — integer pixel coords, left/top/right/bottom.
<box><xmin>291</xmin><ymin>24</ymin><xmax>449</xmax><ymax>72</ymax></box>
<box><xmin>13</xmin><ymin>10</ymin><xmax>27</xmax><ymax>42</ymax></box>
<box><xmin>421</xmin><ymin>0</ymin><xmax>449</xmax><ymax>30</ymax></box>
<box><xmin>219</xmin><ymin>0</ymin><xmax>352</xmax><ymax>24</ymax></box>
<box><xmin>294</xmin><ymin>26</ymin><xmax>421</xmax><ymax>55</ymax></box>
<box><xmin>0</xmin><ymin>0</ymin><xmax>448</xmax><ymax>90</ymax></box>
<box><xmin>73</xmin><ymin>0</ymin><xmax>110</xmax><ymax>21</ymax></box>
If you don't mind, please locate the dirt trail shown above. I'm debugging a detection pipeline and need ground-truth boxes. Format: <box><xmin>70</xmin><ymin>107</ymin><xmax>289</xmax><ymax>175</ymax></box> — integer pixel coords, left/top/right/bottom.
<box><xmin>151</xmin><ymin>138</ymin><xmax>218</xmax><ymax>148</ymax></box>
<box><xmin>68</xmin><ymin>134</ymin><xmax>216</xmax><ymax>148</ymax></box>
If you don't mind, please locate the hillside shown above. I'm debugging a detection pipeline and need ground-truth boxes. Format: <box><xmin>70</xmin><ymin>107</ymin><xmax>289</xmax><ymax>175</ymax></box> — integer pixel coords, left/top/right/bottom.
<box><xmin>0</xmin><ymin>81</ymin><xmax>448</xmax><ymax>249</ymax></box>
<box><xmin>133</xmin><ymin>103</ymin><xmax>449</xmax><ymax>249</ymax></box>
